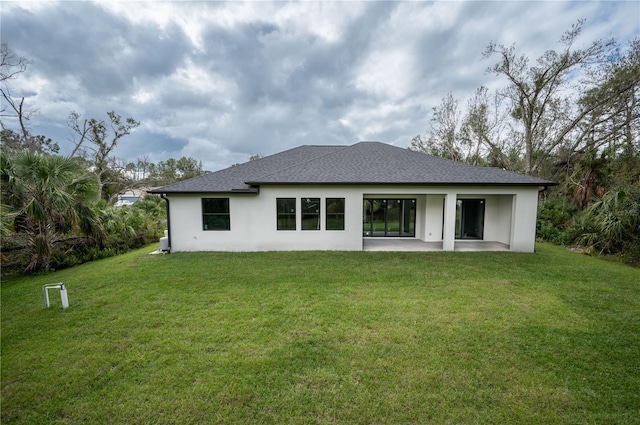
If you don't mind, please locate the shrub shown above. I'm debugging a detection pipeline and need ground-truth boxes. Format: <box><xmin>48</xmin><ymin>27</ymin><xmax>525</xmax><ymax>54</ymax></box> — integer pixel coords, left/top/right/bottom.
<box><xmin>537</xmin><ymin>197</ymin><xmax>579</xmax><ymax>245</ymax></box>
<box><xmin>577</xmin><ymin>186</ymin><xmax>640</xmax><ymax>260</ymax></box>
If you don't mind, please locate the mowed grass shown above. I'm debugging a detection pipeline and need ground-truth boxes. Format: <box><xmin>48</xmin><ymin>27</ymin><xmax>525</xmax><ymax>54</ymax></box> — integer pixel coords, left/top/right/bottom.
<box><xmin>2</xmin><ymin>244</ymin><xmax>639</xmax><ymax>424</ymax></box>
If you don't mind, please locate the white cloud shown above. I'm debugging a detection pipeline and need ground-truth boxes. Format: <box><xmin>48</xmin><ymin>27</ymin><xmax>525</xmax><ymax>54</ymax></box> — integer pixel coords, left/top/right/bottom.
<box><xmin>355</xmin><ymin>49</ymin><xmax>415</xmax><ymax>100</ymax></box>
<box><xmin>273</xmin><ymin>2</ymin><xmax>366</xmax><ymax>43</ymax></box>
<box><xmin>388</xmin><ymin>1</ymin><xmax>463</xmax><ymax>35</ymax></box>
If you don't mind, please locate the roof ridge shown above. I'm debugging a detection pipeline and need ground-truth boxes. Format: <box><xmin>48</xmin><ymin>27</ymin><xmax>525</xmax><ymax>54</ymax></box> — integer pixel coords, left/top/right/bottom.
<box><xmin>247</xmin><ymin>144</ymin><xmax>351</xmax><ymax>183</ymax></box>
<box><xmin>245</xmin><ymin>144</ymin><xmax>312</xmax><ymax>163</ymax></box>
<box><xmin>230</xmin><ymin>144</ymin><xmax>347</xmax><ymax>169</ymax></box>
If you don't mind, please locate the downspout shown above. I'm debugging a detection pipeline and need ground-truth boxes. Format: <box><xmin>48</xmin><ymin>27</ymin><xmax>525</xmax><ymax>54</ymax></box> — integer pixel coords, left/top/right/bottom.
<box><xmin>160</xmin><ymin>194</ymin><xmax>171</xmax><ymax>253</ymax></box>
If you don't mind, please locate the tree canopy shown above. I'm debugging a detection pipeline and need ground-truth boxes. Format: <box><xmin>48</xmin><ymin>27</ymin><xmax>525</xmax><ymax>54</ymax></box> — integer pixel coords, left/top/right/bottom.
<box><xmin>411</xmin><ymin>22</ymin><xmax>639</xmax><ymax>264</ymax></box>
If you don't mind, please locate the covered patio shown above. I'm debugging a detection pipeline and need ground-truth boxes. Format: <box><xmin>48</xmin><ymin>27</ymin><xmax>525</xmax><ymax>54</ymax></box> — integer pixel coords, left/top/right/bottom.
<box><xmin>360</xmin><ymin>188</ymin><xmax>538</xmax><ymax>252</ymax></box>
<box><xmin>363</xmin><ymin>238</ymin><xmax>510</xmax><ymax>252</ymax></box>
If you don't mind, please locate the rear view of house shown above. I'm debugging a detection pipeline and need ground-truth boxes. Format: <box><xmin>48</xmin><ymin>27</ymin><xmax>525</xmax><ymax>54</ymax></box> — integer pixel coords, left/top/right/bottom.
<box><xmin>150</xmin><ymin>142</ymin><xmax>554</xmax><ymax>253</ymax></box>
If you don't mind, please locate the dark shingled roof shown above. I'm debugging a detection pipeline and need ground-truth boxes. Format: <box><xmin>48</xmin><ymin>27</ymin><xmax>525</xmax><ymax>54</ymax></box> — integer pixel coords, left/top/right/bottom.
<box><xmin>150</xmin><ymin>142</ymin><xmax>554</xmax><ymax>194</ymax></box>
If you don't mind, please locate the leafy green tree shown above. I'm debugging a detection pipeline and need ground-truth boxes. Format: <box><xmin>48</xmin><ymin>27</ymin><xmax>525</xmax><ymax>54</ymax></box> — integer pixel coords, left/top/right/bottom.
<box><xmin>152</xmin><ymin>158</ymin><xmax>178</xmax><ymax>185</ymax></box>
<box><xmin>0</xmin><ymin>128</ymin><xmax>60</xmax><ymax>155</ymax></box>
<box><xmin>0</xmin><ymin>152</ymin><xmax>104</xmax><ymax>271</ymax></box>
<box><xmin>149</xmin><ymin>156</ymin><xmax>207</xmax><ymax>185</ymax></box>
<box><xmin>124</xmin><ymin>156</ymin><xmax>153</xmax><ymax>182</ymax></box>
<box><xmin>176</xmin><ymin>156</ymin><xmax>206</xmax><ymax>180</ymax></box>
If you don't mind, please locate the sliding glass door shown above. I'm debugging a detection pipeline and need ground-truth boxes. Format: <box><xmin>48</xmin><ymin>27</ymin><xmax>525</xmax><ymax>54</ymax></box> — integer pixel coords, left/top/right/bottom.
<box><xmin>363</xmin><ymin>198</ymin><xmax>416</xmax><ymax>237</ymax></box>
<box><xmin>455</xmin><ymin>199</ymin><xmax>485</xmax><ymax>239</ymax></box>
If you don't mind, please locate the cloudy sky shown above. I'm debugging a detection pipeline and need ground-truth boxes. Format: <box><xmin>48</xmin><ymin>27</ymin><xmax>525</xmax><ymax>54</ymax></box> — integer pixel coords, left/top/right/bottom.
<box><xmin>2</xmin><ymin>1</ymin><xmax>638</xmax><ymax>171</ymax></box>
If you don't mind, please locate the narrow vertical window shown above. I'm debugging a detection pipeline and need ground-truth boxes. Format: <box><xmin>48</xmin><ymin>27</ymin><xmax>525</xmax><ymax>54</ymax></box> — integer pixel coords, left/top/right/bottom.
<box><xmin>277</xmin><ymin>198</ymin><xmax>296</xmax><ymax>230</ymax></box>
<box><xmin>302</xmin><ymin>198</ymin><xmax>320</xmax><ymax>230</ymax></box>
<box><xmin>326</xmin><ymin>198</ymin><xmax>345</xmax><ymax>230</ymax></box>
<box><xmin>202</xmin><ymin>198</ymin><xmax>230</xmax><ymax>230</ymax></box>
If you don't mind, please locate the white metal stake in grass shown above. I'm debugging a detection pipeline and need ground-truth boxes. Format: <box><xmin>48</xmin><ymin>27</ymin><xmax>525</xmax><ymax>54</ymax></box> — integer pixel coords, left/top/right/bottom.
<box><xmin>43</xmin><ymin>283</ymin><xmax>69</xmax><ymax>309</ymax></box>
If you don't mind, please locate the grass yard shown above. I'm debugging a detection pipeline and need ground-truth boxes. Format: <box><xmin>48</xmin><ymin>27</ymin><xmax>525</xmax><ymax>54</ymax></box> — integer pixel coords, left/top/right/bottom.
<box><xmin>2</xmin><ymin>243</ymin><xmax>639</xmax><ymax>424</ymax></box>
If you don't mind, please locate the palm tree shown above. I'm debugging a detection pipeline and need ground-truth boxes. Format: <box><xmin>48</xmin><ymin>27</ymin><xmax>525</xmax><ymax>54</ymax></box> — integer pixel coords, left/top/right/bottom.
<box><xmin>578</xmin><ymin>186</ymin><xmax>640</xmax><ymax>256</ymax></box>
<box><xmin>1</xmin><ymin>152</ymin><xmax>104</xmax><ymax>272</ymax></box>
<box><xmin>569</xmin><ymin>147</ymin><xmax>611</xmax><ymax>208</ymax></box>
<box><xmin>132</xmin><ymin>194</ymin><xmax>166</xmax><ymax>221</ymax></box>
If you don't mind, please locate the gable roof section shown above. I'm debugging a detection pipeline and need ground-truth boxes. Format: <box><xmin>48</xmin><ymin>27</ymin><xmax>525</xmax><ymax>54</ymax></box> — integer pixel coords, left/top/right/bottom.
<box><xmin>151</xmin><ymin>142</ymin><xmax>554</xmax><ymax>194</ymax></box>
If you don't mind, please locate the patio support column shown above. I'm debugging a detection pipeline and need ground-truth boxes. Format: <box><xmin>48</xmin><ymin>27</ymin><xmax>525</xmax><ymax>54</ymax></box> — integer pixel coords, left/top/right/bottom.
<box><xmin>442</xmin><ymin>193</ymin><xmax>456</xmax><ymax>251</ymax></box>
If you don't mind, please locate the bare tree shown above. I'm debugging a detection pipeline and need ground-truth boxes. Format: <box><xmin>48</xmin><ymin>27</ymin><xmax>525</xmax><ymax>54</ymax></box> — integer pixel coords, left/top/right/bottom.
<box><xmin>67</xmin><ymin>111</ymin><xmax>91</xmax><ymax>157</ymax></box>
<box><xmin>1</xmin><ymin>89</ymin><xmax>33</xmax><ymax>142</ymax></box>
<box><xmin>0</xmin><ymin>43</ymin><xmax>30</xmax><ymax>83</ymax></box>
<box><xmin>1</xmin><ymin>44</ymin><xmax>32</xmax><ymax>138</ymax></box>
<box><xmin>411</xmin><ymin>88</ymin><xmax>518</xmax><ymax>169</ymax></box>
<box><xmin>0</xmin><ymin>44</ymin><xmax>59</xmax><ymax>154</ymax></box>
<box><xmin>458</xmin><ymin>86</ymin><xmax>514</xmax><ymax>166</ymax></box>
<box><xmin>484</xmin><ymin>20</ymin><xmax>639</xmax><ymax>176</ymax></box>
<box><xmin>68</xmin><ymin>111</ymin><xmax>140</xmax><ymax>200</ymax></box>
<box><xmin>409</xmin><ymin>92</ymin><xmax>462</xmax><ymax>161</ymax></box>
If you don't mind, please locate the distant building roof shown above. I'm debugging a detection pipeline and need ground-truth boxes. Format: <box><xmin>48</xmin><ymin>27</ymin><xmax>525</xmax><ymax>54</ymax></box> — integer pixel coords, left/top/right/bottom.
<box><xmin>150</xmin><ymin>142</ymin><xmax>554</xmax><ymax>194</ymax></box>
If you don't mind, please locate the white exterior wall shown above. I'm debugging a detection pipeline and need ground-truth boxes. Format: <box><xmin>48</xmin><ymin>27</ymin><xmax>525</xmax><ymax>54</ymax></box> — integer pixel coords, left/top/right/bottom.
<box><xmin>424</xmin><ymin>195</ymin><xmax>444</xmax><ymax>242</ymax></box>
<box><xmin>496</xmin><ymin>195</ymin><xmax>514</xmax><ymax>245</ymax></box>
<box><xmin>457</xmin><ymin>194</ymin><xmax>513</xmax><ymax>246</ymax></box>
<box><xmin>165</xmin><ymin>184</ymin><xmax>540</xmax><ymax>253</ymax></box>
<box><xmin>509</xmin><ymin>191</ymin><xmax>539</xmax><ymax>252</ymax></box>
<box><xmin>167</xmin><ymin>186</ymin><xmax>364</xmax><ymax>252</ymax></box>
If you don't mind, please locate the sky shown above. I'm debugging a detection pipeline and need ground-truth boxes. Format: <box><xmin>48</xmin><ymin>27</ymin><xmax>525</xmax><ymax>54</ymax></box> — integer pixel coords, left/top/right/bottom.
<box><xmin>1</xmin><ymin>1</ymin><xmax>639</xmax><ymax>172</ymax></box>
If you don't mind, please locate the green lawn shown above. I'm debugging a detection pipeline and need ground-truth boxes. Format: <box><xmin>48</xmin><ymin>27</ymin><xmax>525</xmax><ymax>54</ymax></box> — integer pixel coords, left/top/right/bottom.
<box><xmin>2</xmin><ymin>243</ymin><xmax>639</xmax><ymax>424</ymax></box>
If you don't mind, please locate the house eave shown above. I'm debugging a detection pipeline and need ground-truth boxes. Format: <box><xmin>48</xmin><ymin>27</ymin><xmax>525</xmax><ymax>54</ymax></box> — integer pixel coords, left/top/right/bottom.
<box><xmin>244</xmin><ymin>181</ymin><xmax>556</xmax><ymax>187</ymax></box>
<box><xmin>148</xmin><ymin>188</ymin><xmax>260</xmax><ymax>195</ymax></box>
<box><xmin>149</xmin><ymin>181</ymin><xmax>557</xmax><ymax>195</ymax></box>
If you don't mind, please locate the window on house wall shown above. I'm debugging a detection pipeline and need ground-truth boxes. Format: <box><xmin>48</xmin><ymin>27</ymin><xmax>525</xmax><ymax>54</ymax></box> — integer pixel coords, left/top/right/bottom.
<box><xmin>301</xmin><ymin>198</ymin><xmax>321</xmax><ymax>230</ymax></box>
<box><xmin>277</xmin><ymin>198</ymin><xmax>296</xmax><ymax>230</ymax></box>
<box><xmin>202</xmin><ymin>198</ymin><xmax>230</xmax><ymax>230</ymax></box>
<box><xmin>326</xmin><ymin>198</ymin><xmax>345</xmax><ymax>230</ymax></box>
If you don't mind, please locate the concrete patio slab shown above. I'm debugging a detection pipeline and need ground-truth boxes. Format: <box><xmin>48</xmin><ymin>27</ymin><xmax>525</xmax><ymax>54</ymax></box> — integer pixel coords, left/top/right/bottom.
<box><xmin>362</xmin><ymin>239</ymin><xmax>509</xmax><ymax>252</ymax></box>
<box><xmin>454</xmin><ymin>241</ymin><xmax>510</xmax><ymax>252</ymax></box>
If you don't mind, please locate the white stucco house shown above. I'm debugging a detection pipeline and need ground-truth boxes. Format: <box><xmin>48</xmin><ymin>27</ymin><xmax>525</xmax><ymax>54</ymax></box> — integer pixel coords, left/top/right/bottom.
<box><xmin>149</xmin><ymin>142</ymin><xmax>555</xmax><ymax>253</ymax></box>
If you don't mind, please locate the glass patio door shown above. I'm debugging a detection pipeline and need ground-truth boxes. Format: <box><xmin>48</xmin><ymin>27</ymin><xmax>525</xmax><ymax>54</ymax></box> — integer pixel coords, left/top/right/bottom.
<box><xmin>363</xmin><ymin>198</ymin><xmax>415</xmax><ymax>237</ymax></box>
<box><xmin>455</xmin><ymin>199</ymin><xmax>485</xmax><ymax>239</ymax></box>
<box><xmin>371</xmin><ymin>199</ymin><xmax>387</xmax><ymax>236</ymax></box>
